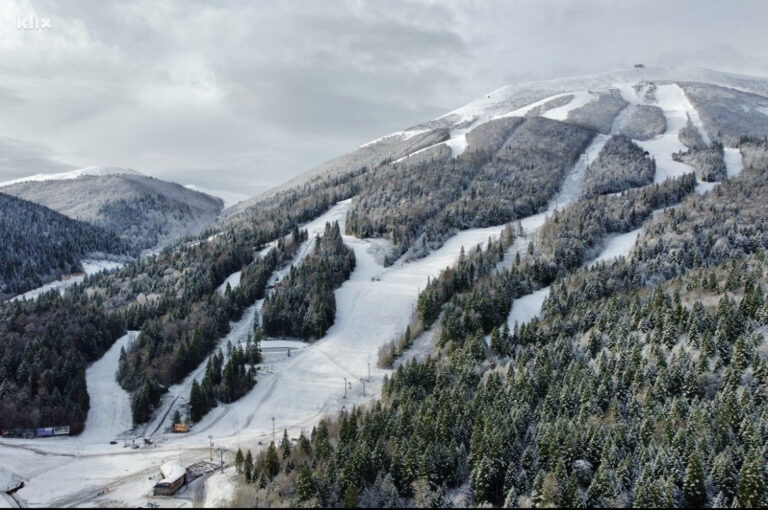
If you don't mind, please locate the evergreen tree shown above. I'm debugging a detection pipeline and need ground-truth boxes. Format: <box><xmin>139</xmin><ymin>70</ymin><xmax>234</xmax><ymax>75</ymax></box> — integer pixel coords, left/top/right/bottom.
<box><xmin>296</xmin><ymin>463</ymin><xmax>316</xmax><ymax>503</ymax></box>
<box><xmin>265</xmin><ymin>441</ymin><xmax>280</xmax><ymax>479</ymax></box>
<box><xmin>737</xmin><ymin>450</ymin><xmax>766</xmax><ymax>508</ymax></box>
<box><xmin>235</xmin><ymin>447</ymin><xmax>244</xmax><ymax>474</ymax></box>
<box><xmin>282</xmin><ymin>428</ymin><xmax>292</xmax><ymax>459</ymax></box>
<box><xmin>683</xmin><ymin>449</ymin><xmax>706</xmax><ymax>507</ymax></box>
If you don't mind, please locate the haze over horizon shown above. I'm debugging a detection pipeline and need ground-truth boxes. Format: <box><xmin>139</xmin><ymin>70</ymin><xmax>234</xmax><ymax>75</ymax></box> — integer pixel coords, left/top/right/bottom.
<box><xmin>1</xmin><ymin>0</ymin><xmax>767</xmax><ymax>198</ymax></box>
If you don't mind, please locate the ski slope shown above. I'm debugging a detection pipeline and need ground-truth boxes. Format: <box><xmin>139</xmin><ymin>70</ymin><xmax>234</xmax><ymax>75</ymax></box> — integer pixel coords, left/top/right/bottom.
<box><xmin>185</xmin><ymin>212</ymin><xmax>509</xmax><ymax>442</ymax></box>
<box><xmin>616</xmin><ymin>83</ymin><xmax>703</xmax><ymax>183</ymax></box>
<box><xmin>80</xmin><ymin>332</ymin><xmax>139</xmax><ymax>444</ymax></box>
<box><xmin>724</xmin><ymin>148</ymin><xmax>745</xmax><ymax>178</ymax></box>
<box><xmin>216</xmin><ymin>271</ymin><xmax>242</xmax><ymax>295</ymax></box>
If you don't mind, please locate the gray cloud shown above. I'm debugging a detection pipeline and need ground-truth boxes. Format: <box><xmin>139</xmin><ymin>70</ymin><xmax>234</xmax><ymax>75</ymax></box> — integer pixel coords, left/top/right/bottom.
<box><xmin>0</xmin><ymin>0</ymin><xmax>767</xmax><ymax>197</ymax></box>
<box><xmin>0</xmin><ymin>138</ymin><xmax>76</xmax><ymax>178</ymax></box>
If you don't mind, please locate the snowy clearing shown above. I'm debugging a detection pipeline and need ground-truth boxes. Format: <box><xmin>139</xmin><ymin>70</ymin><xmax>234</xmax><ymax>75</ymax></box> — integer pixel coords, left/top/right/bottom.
<box><xmin>445</xmin><ymin>134</ymin><xmax>469</xmax><ymax>158</ymax></box>
<box><xmin>216</xmin><ymin>271</ymin><xmax>242</xmax><ymax>295</ymax></box>
<box><xmin>9</xmin><ymin>259</ymin><xmax>125</xmax><ymax>302</ymax></box>
<box><xmin>590</xmin><ymin>227</ymin><xmax>644</xmax><ymax>266</ymax></box>
<box><xmin>506</xmin><ymin>287</ymin><xmax>551</xmax><ymax>330</ymax></box>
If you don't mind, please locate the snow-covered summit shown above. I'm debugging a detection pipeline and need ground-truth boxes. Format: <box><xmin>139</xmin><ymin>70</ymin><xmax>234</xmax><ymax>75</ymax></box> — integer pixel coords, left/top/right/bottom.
<box><xmin>424</xmin><ymin>66</ymin><xmax>768</xmax><ymax>130</ymax></box>
<box><xmin>0</xmin><ymin>166</ymin><xmax>142</xmax><ymax>188</ymax></box>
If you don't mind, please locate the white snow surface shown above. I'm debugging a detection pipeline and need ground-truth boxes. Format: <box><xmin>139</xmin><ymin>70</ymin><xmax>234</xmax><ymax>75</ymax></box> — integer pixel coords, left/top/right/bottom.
<box><xmin>542</xmin><ymin>90</ymin><xmax>597</xmax><ymax>121</ymax></box>
<box><xmin>496</xmin><ymin>92</ymin><xmax>572</xmax><ymax>119</ymax></box>
<box><xmin>444</xmin><ymin>134</ymin><xmax>468</xmax><ymax>158</ymax></box>
<box><xmin>160</xmin><ymin>461</ymin><xmax>186</xmax><ymax>482</ymax></box>
<box><xmin>9</xmin><ymin>259</ymin><xmax>125</xmax><ymax>302</ymax></box>
<box><xmin>184</xmin><ymin>184</ymin><xmax>249</xmax><ymax>209</ymax></box>
<box><xmin>81</xmin><ymin>332</ymin><xmax>139</xmax><ymax>444</ymax></box>
<box><xmin>618</xmin><ymin>83</ymin><xmax>702</xmax><ymax>183</ymax></box>
<box><xmin>724</xmin><ymin>148</ymin><xmax>745</xmax><ymax>178</ymax></box>
<box><xmin>203</xmin><ymin>468</ymin><xmax>237</xmax><ymax>507</ymax></box>
<box><xmin>507</xmin><ymin>287</ymin><xmax>551</xmax><ymax>330</ymax></box>
<box><xmin>217</xmin><ymin>271</ymin><xmax>242</xmax><ymax>295</ymax></box>
<box><xmin>358</xmin><ymin>128</ymin><xmax>429</xmax><ymax>149</ymax></box>
<box><xmin>0</xmin><ymin>166</ymin><xmax>141</xmax><ymax>188</ymax></box>
<box><xmin>590</xmin><ymin>227</ymin><xmax>644</xmax><ymax>266</ymax></box>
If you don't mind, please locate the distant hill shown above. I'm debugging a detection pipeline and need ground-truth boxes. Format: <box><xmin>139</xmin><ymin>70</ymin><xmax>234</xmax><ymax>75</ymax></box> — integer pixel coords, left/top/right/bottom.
<box><xmin>0</xmin><ymin>169</ymin><xmax>224</xmax><ymax>250</ymax></box>
<box><xmin>0</xmin><ymin>192</ymin><xmax>129</xmax><ymax>299</ymax></box>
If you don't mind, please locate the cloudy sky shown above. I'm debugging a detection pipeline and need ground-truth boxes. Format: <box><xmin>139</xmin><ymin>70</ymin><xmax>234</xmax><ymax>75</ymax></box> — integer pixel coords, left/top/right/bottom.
<box><xmin>1</xmin><ymin>0</ymin><xmax>767</xmax><ymax>197</ymax></box>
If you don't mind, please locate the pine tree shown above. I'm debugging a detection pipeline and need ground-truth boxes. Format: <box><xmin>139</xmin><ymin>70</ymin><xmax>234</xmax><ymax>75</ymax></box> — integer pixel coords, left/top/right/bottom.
<box><xmin>282</xmin><ymin>429</ymin><xmax>292</xmax><ymax>459</ymax></box>
<box><xmin>342</xmin><ymin>485</ymin><xmax>358</xmax><ymax>508</ymax></box>
<box><xmin>296</xmin><ymin>463</ymin><xmax>316</xmax><ymax>503</ymax></box>
<box><xmin>235</xmin><ymin>447</ymin><xmax>244</xmax><ymax>474</ymax></box>
<box><xmin>736</xmin><ymin>450</ymin><xmax>766</xmax><ymax>508</ymax></box>
<box><xmin>244</xmin><ymin>449</ymin><xmax>254</xmax><ymax>481</ymax></box>
<box><xmin>265</xmin><ymin>441</ymin><xmax>280</xmax><ymax>479</ymax></box>
<box><xmin>683</xmin><ymin>449</ymin><xmax>706</xmax><ymax>507</ymax></box>
<box><xmin>171</xmin><ymin>409</ymin><xmax>182</xmax><ymax>426</ymax></box>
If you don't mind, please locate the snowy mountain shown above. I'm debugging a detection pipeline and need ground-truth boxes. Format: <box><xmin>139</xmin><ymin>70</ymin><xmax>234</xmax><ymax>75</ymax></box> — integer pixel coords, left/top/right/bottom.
<box><xmin>0</xmin><ymin>171</ymin><xmax>224</xmax><ymax>250</ymax></box>
<box><xmin>4</xmin><ymin>67</ymin><xmax>768</xmax><ymax>508</ymax></box>
<box><xmin>0</xmin><ymin>165</ymin><xmax>142</xmax><ymax>188</ymax></box>
<box><xmin>234</xmin><ymin>66</ymin><xmax>768</xmax><ymax>213</ymax></box>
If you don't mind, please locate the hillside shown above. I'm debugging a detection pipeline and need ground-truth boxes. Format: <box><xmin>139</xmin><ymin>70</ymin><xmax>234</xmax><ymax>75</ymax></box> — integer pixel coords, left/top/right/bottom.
<box><xmin>0</xmin><ymin>169</ymin><xmax>224</xmax><ymax>250</ymax></box>
<box><xmin>1</xmin><ymin>67</ymin><xmax>768</xmax><ymax>508</ymax></box>
<box><xmin>0</xmin><ymin>192</ymin><xmax>129</xmax><ymax>299</ymax></box>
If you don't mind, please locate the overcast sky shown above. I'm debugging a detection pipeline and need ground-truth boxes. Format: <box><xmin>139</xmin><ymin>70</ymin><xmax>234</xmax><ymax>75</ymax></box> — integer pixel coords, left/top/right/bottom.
<box><xmin>1</xmin><ymin>0</ymin><xmax>767</xmax><ymax>197</ymax></box>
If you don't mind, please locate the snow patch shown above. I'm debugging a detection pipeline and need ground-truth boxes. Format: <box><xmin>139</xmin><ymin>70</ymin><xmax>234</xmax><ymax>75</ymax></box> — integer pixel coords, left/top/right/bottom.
<box><xmin>590</xmin><ymin>228</ymin><xmax>643</xmax><ymax>266</ymax></box>
<box><xmin>724</xmin><ymin>147</ymin><xmax>744</xmax><ymax>178</ymax></box>
<box><xmin>217</xmin><ymin>271</ymin><xmax>242</xmax><ymax>296</ymax></box>
<box><xmin>507</xmin><ymin>287</ymin><xmax>551</xmax><ymax>330</ymax></box>
<box><xmin>445</xmin><ymin>134</ymin><xmax>468</xmax><ymax>158</ymax></box>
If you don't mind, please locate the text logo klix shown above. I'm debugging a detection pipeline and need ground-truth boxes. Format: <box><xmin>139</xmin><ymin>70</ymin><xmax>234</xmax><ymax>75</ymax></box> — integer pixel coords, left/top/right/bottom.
<box><xmin>17</xmin><ymin>14</ymin><xmax>52</xmax><ymax>30</ymax></box>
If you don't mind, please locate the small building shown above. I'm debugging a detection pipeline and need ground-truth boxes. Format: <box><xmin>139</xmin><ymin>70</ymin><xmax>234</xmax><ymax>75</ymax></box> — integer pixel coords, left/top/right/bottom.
<box><xmin>173</xmin><ymin>423</ymin><xmax>189</xmax><ymax>433</ymax></box>
<box><xmin>153</xmin><ymin>461</ymin><xmax>186</xmax><ymax>496</ymax></box>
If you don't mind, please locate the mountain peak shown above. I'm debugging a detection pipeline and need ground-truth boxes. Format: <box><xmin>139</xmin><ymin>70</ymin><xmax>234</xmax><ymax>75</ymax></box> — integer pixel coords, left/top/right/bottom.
<box><xmin>0</xmin><ymin>166</ymin><xmax>142</xmax><ymax>188</ymax></box>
